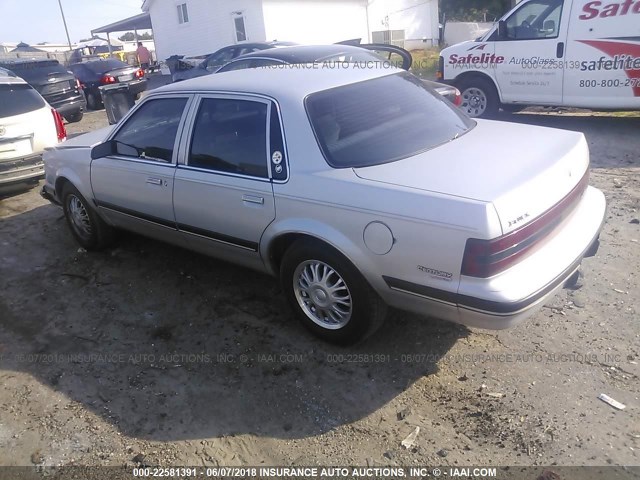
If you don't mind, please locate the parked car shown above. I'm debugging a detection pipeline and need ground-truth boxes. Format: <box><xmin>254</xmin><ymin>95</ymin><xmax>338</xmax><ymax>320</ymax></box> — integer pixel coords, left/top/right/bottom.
<box><xmin>171</xmin><ymin>41</ymin><xmax>296</xmax><ymax>82</ymax></box>
<box><xmin>1</xmin><ymin>76</ymin><xmax>66</xmax><ymax>194</ymax></box>
<box><xmin>41</xmin><ymin>66</ymin><xmax>605</xmax><ymax>344</ymax></box>
<box><xmin>0</xmin><ymin>59</ymin><xmax>86</xmax><ymax>123</ymax></box>
<box><xmin>216</xmin><ymin>44</ymin><xmax>462</xmax><ymax>105</ymax></box>
<box><xmin>0</xmin><ymin>67</ymin><xmax>16</xmax><ymax>77</ymax></box>
<box><xmin>438</xmin><ymin>0</ymin><xmax>640</xmax><ymax>117</ymax></box>
<box><xmin>68</xmin><ymin>59</ymin><xmax>147</xmax><ymax>110</ymax></box>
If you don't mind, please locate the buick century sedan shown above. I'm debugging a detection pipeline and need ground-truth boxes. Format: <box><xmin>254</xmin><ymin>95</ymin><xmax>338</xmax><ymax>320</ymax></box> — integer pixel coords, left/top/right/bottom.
<box><xmin>41</xmin><ymin>66</ymin><xmax>606</xmax><ymax>344</ymax></box>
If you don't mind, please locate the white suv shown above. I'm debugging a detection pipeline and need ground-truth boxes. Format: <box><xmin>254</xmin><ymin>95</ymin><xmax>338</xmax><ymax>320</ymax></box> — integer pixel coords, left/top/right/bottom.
<box><xmin>0</xmin><ymin>74</ymin><xmax>66</xmax><ymax>194</ymax></box>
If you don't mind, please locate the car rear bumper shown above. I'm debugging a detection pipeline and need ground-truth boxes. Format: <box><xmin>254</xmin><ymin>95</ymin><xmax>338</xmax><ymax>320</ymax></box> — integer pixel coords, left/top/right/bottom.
<box><xmin>51</xmin><ymin>95</ymin><xmax>86</xmax><ymax>117</ymax></box>
<box><xmin>40</xmin><ymin>183</ymin><xmax>61</xmax><ymax>206</ymax></box>
<box><xmin>127</xmin><ymin>79</ymin><xmax>148</xmax><ymax>96</ymax></box>
<box><xmin>382</xmin><ymin>186</ymin><xmax>606</xmax><ymax>330</ymax></box>
<box><xmin>0</xmin><ymin>154</ymin><xmax>45</xmax><ymax>189</ymax></box>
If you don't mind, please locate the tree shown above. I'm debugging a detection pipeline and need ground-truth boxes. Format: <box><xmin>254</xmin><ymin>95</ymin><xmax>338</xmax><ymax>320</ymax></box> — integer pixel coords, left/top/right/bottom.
<box><xmin>118</xmin><ymin>32</ymin><xmax>154</xmax><ymax>42</ymax></box>
<box><xmin>440</xmin><ymin>0</ymin><xmax>512</xmax><ymax>22</ymax></box>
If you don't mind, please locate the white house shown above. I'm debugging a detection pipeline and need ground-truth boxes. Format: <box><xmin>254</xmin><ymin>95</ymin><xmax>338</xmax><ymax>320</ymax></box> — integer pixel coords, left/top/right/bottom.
<box><xmin>141</xmin><ymin>0</ymin><xmax>439</xmax><ymax>61</ymax></box>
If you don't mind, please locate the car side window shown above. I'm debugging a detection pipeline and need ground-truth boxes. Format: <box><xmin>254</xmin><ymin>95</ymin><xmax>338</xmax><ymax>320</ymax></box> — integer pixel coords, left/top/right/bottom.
<box><xmin>112</xmin><ymin>98</ymin><xmax>187</xmax><ymax>163</ymax></box>
<box><xmin>188</xmin><ymin>98</ymin><xmax>269</xmax><ymax>178</ymax></box>
<box><xmin>206</xmin><ymin>48</ymin><xmax>237</xmax><ymax>71</ymax></box>
<box><xmin>504</xmin><ymin>0</ymin><xmax>563</xmax><ymax>40</ymax></box>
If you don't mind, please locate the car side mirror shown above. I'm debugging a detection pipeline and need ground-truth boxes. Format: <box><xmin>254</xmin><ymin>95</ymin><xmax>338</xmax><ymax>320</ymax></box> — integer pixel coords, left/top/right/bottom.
<box><xmin>498</xmin><ymin>20</ymin><xmax>508</xmax><ymax>39</ymax></box>
<box><xmin>91</xmin><ymin>140</ymin><xmax>116</xmax><ymax>160</ymax></box>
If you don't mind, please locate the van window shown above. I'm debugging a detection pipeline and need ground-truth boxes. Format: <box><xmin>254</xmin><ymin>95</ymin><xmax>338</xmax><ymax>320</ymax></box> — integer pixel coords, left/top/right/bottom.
<box><xmin>505</xmin><ymin>0</ymin><xmax>563</xmax><ymax>40</ymax></box>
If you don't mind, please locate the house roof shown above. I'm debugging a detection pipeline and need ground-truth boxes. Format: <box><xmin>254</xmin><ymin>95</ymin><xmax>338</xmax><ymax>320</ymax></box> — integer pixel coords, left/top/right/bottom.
<box><xmin>91</xmin><ymin>13</ymin><xmax>152</xmax><ymax>35</ymax></box>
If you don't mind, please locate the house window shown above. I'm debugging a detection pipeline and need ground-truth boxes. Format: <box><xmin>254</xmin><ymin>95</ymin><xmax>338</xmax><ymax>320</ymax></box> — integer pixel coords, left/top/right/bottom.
<box><xmin>177</xmin><ymin>3</ymin><xmax>189</xmax><ymax>24</ymax></box>
<box><xmin>234</xmin><ymin>15</ymin><xmax>247</xmax><ymax>42</ymax></box>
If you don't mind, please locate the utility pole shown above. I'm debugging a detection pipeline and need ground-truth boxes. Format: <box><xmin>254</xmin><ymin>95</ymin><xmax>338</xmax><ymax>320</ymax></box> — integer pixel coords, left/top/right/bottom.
<box><xmin>57</xmin><ymin>0</ymin><xmax>73</xmax><ymax>51</ymax></box>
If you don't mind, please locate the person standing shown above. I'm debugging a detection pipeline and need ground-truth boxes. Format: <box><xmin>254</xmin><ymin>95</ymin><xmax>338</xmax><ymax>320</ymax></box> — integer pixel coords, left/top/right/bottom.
<box><xmin>136</xmin><ymin>42</ymin><xmax>151</xmax><ymax>73</ymax></box>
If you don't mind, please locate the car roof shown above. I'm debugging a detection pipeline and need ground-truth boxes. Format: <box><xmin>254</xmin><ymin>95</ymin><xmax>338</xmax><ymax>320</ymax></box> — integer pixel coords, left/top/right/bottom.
<box><xmin>231</xmin><ymin>44</ymin><xmax>379</xmax><ymax>63</ymax></box>
<box><xmin>155</xmin><ymin>64</ymin><xmax>401</xmax><ymax>100</ymax></box>
<box><xmin>0</xmin><ymin>59</ymin><xmax>60</xmax><ymax>67</ymax></box>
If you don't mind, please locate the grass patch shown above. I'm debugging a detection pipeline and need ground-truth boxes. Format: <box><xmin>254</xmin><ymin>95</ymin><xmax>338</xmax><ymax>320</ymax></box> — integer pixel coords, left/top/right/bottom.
<box><xmin>410</xmin><ymin>48</ymin><xmax>441</xmax><ymax>80</ymax></box>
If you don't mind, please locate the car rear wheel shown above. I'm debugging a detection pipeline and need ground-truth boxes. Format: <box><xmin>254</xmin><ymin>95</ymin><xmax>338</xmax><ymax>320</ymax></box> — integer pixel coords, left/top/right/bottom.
<box><xmin>458</xmin><ymin>77</ymin><xmax>499</xmax><ymax>118</ymax></box>
<box><xmin>65</xmin><ymin>111</ymin><xmax>84</xmax><ymax>123</ymax></box>
<box><xmin>62</xmin><ymin>183</ymin><xmax>114</xmax><ymax>250</ymax></box>
<box><xmin>281</xmin><ymin>239</ymin><xmax>387</xmax><ymax>344</ymax></box>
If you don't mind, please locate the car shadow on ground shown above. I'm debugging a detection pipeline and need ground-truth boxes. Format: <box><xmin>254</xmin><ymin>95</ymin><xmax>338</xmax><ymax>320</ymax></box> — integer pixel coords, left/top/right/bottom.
<box><xmin>0</xmin><ymin>203</ymin><xmax>468</xmax><ymax>442</ymax></box>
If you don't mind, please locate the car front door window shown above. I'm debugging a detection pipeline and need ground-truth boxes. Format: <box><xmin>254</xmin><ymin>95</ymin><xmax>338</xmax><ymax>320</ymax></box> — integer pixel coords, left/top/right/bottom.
<box><xmin>112</xmin><ymin>98</ymin><xmax>188</xmax><ymax>162</ymax></box>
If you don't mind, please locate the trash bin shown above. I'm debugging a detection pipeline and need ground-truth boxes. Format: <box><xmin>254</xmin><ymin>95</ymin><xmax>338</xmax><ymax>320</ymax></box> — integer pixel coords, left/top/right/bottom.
<box><xmin>99</xmin><ymin>84</ymin><xmax>135</xmax><ymax>125</ymax></box>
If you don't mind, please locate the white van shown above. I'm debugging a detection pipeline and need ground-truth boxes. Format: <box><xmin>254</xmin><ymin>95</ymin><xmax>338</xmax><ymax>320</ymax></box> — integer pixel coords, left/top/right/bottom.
<box><xmin>437</xmin><ymin>0</ymin><xmax>640</xmax><ymax>117</ymax></box>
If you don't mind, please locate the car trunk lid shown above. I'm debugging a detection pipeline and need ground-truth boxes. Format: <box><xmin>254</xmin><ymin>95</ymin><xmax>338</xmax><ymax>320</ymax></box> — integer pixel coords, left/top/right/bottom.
<box><xmin>353</xmin><ymin>119</ymin><xmax>589</xmax><ymax>235</ymax></box>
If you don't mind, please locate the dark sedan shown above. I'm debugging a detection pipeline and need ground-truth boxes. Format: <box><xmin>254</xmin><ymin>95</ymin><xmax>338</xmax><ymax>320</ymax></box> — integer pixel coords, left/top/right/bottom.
<box><xmin>69</xmin><ymin>59</ymin><xmax>147</xmax><ymax>110</ymax></box>
<box><xmin>0</xmin><ymin>59</ymin><xmax>86</xmax><ymax>123</ymax></box>
<box><xmin>171</xmin><ymin>41</ymin><xmax>296</xmax><ymax>82</ymax></box>
<box><xmin>216</xmin><ymin>44</ymin><xmax>462</xmax><ymax>106</ymax></box>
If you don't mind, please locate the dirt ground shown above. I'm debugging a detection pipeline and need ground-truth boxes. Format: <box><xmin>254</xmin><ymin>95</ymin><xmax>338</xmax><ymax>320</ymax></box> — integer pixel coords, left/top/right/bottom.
<box><xmin>0</xmin><ymin>106</ymin><xmax>638</xmax><ymax>470</ymax></box>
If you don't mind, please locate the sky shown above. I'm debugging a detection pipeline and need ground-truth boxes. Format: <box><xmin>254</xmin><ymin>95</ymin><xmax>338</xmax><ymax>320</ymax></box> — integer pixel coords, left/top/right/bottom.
<box><xmin>0</xmin><ymin>0</ymin><xmax>144</xmax><ymax>45</ymax></box>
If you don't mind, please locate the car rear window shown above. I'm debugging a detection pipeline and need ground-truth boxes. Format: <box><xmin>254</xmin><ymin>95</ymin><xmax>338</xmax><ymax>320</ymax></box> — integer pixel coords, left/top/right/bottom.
<box><xmin>85</xmin><ymin>60</ymin><xmax>127</xmax><ymax>73</ymax></box>
<box><xmin>0</xmin><ymin>83</ymin><xmax>46</xmax><ymax>117</ymax></box>
<box><xmin>306</xmin><ymin>72</ymin><xmax>475</xmax><ymax>168</ymax></box>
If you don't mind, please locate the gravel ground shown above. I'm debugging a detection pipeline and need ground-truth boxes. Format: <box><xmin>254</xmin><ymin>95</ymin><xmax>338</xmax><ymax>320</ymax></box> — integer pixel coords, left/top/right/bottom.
<box><xmin>0</xmin><ymin>105</ymin><xmax>638</xmax><ymax>469</ymax></box>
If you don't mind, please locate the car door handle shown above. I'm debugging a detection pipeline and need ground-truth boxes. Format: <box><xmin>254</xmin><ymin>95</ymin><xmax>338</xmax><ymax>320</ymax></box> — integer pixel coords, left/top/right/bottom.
<box><xmin>242</xmin><ymin>194</ymin><xmax>264</xmax><ymax>205</ymax></box>
<box><xmin>556</xmin><ymin>42</ymin><xmax>565</xmax><ymax>59</ymax></box>
<box><xmin>146</xmin><ymin>177</ymin><xmax>163</xmax><ymax>186</ymax></box>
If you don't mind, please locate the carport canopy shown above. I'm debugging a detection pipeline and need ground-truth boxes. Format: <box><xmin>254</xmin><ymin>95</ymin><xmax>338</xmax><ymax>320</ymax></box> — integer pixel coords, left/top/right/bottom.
<box><xmin>91</xmin><ymin>12</ymin><xmax>152</xmax><ymax>36</ymax></box>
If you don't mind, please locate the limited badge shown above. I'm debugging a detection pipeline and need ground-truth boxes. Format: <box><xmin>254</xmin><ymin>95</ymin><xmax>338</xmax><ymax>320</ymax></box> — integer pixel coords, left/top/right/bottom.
<box><xmin>272</xmin><ymin>151</ymin><xmax>283</xmax><ymax>165</ymax></box>
<box><xmin>275</xmin><ymin>165</ymin><xmax>283</xmax><ymax>174</ymax></box>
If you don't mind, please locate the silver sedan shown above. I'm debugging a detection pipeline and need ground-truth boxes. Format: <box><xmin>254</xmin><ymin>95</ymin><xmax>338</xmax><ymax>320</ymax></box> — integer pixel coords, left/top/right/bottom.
<box><xmin>42</xmin><ymin>65</ymin><xmax>605</xmax><ymax>344</ymax></box>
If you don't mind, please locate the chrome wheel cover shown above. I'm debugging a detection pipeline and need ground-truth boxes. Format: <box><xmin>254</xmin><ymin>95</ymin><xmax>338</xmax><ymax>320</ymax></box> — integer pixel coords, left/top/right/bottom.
<box><xmin>67</xmin><ymin>194</ymin><xmax>92</xmax><ymax>238</ymax></box>
<box><xmin>293</xmin><ymin>260</ymin><xmax>352</xmax><ymax>329</ymax></box>
<box><xmin>461</xmin><ymin>87</ymin><xmax>488</xmax><ymax>117</ymax></box>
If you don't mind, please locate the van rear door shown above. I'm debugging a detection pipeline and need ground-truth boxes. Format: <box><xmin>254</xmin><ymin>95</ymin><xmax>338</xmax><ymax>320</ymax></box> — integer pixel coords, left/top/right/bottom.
<box><xmin>563</xmin><ymin>0</ymin><xmax>640</xmax><ymax>109</ymax></box>
<box><xmin>493</xmin><ymin>0</ymin><xmax>569</xmax><ymax>104</ymax></box>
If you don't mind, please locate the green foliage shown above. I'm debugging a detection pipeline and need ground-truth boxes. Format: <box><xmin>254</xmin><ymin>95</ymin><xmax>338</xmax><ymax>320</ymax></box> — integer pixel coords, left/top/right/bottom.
<box><xmin>118</xmin><ymin>32</ymin><xmax>154</xmax><ymax>42</ymax></box>
<box><xmin>440</xmin><ymin>0</ymin><xmax>512</xmax><ymax>22</ymax></box>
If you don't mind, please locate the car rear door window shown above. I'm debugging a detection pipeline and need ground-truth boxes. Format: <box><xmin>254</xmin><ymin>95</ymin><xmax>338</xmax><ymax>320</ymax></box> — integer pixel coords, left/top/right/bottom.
<box><xmin>0</xmin><ymin>83</ymin><xmax>46</xmax><ymax>117</ymax></box>
<box><xmin>188</xmin><ymin>98</ymin><xmax>269</xmax><ymax>178</ymax></box>
<box><xmin>112</xmin><ymin>98</ymin><xmax>188</xmax><ymax>163</ymax></box>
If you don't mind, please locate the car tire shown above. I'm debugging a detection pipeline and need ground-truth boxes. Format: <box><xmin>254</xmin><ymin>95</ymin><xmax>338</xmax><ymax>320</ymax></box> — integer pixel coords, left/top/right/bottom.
<box><xmin>86</xmin><ymin>91</ymin><xmax>102</xmax><ymax>110</ymax></box>
<box><xmin>457</xmin><ymin>76</ymin><xmax>499</xmax><ymax>118</ymax></box>
<box><xmin>61</xmin><ymin>183</ymin><xmax>114</xmax><ymax>251</ymax></box>
<box><xmin>280</xmin><ymin>239</ymin><xmax>387</xmax><ymax>344</ymax></box>
<box><xmin>65</xmin><ymin>111</ymin><xmax>84</xmax><ymax>123</ymax></box>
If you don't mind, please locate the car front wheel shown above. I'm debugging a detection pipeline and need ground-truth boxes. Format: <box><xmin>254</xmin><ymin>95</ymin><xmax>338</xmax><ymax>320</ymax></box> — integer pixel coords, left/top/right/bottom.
<box><xmin>61</xmin><ymin>183</ymin><xmax>114</xmax><ymax>250</ymax></box>
<box><xmin>281</xmin><ymin>239</ymin><xmax>387</xmax><ymax>344</ymax></box>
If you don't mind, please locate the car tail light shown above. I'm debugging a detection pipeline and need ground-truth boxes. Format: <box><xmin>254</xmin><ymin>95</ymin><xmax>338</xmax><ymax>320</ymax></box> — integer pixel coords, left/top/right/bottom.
<box><xmin>461</xmin><ymin>171</ymin><xmax>590</xmax><ymax>278</ymax></box>
<box><xmin>51</xmin><ymin>108</ymin><xmax>66</xmax><ymax>142</ymax></box>
<box><xmin>101</xmin><ymin>74</ymin><xmax>116</xmax><ymax>84</ymax></box>
<box><xmin>75</xmin><ymin>78</ymin><xmax>83</xmax><ymax>90</ymax></box>
<box><xmin>453</xmin><ymin>88</ymin><xmax>462</xmax><ymax>107</ymax></box>
<box><xmin>135</xmin><ymin>69</ymin><xmax>144</xmax><ymax>78</ymax></box>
